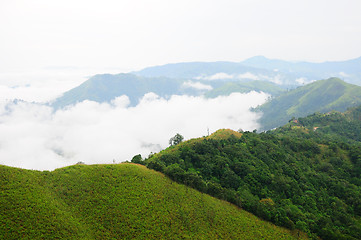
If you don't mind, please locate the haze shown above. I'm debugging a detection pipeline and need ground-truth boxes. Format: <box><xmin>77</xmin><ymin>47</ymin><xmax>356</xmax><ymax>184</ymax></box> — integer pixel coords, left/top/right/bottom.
<box><xmin>1</xmin><ymin>0</ymin><xmax>361</xmax><ymax>87</ymax></box>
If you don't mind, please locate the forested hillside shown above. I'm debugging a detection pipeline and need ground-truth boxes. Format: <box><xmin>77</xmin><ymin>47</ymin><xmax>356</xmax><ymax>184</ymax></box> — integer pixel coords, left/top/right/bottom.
<box><xmin>0</xmin><ymin>163</ymin><xmax>304</xmax><ymax>239</ymax></box>
<box><xmin>256</xmin><ymin>78</ymin><xmax>361</xmax><ymax>130</ymax></box>
<box><xmin>141</xmin><ymin>107</ymin><xmax>361</xmax><ymax>239</ymax></box>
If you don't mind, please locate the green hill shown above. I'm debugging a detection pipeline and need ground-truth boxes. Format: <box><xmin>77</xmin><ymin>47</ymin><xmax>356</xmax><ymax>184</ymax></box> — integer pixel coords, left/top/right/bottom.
<box><xmin>205</xmin><ymin>80</ymin><xmax>285</xmax><ymax>98</ymax></box>
<box><xmin>256</xmin><ymin>78</ymin><xmax>361</xmax><ymax>131</ymax></box>
<box><xmin>143</xmin><ymin>127</ymin><xmax>361</xmax><ymax>239</ymax></box>
<box><xmin>0</xmin><ymin>163</ymin><xmax>304</xmax><ymax>239</ymax></box>
<box><xmin>51</xmin><ymin>73</ymin><xmax>186</xmax><ymax>109</ymax></box>
<box><xmin>286</xmin><ymin>105</ymin><xmax>361</xmax><ymax>144</ymax></box>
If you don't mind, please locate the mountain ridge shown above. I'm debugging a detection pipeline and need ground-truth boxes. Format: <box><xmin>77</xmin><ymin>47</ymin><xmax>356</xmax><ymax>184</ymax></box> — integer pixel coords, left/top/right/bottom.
<box><xmin>256</xmin><ymin>77</ymin><xmax>361</xmax><ymax>131</ymax></box>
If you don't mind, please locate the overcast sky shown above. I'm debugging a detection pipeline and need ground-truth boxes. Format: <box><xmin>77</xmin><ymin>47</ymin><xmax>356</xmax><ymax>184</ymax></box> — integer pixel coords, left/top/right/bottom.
<box><xmin>1</xmin><ymin>0</ymin><xmax>361</xmax><ymax>78</ymax></box>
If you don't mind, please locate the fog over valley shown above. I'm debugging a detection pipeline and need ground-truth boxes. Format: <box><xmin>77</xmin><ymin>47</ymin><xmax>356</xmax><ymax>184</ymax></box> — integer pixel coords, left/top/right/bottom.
<box><xmin>0</xmin><ymin>91</ymin><xmax>268</xmax><ymax>170</ymax></box>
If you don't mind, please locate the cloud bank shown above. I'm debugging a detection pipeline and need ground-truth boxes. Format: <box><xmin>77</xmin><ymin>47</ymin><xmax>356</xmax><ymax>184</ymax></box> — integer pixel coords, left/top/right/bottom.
<box><xmin>0</xmin><ymin>92</ymin><xmax>268</xmax><ymax>170</ymax></box>
<box><xmin>195</xmin><ymin>72</ymin><xmax>283</xmax><ymax>84</ymax></box>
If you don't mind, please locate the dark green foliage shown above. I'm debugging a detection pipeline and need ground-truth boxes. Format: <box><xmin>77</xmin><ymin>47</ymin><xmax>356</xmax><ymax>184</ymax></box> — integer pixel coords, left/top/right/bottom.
<box><xmin>0</xmin><ymin>164</ymin><xmax>303</xmax><ymax>239</ymax></box>
<box><xmin>145</xmin><ymin>113</ymin><xmax>361</xmax><ymax>239</ymax></box>
<box><xmin>169</xmin><ymin>133</ymin><xmax>184</xmax><ymax>146</ymax></box>
<box><xmin>131</xmin><ymin>154</ymin><xmax>143</xmax><ymax>164</ymax></box>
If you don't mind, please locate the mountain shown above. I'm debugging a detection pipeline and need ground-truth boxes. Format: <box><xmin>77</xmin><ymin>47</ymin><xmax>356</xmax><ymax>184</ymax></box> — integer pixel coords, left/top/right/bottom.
<box><xmin>285</xmin><ymin>105</ymin><xmax>361</xmax><ymax>144</ymax></box>
<box><xmin>50</xmin><ymin>56</ymin><xmax>361</xmax><ymax>109</ymax></box>
<box><xmin>0</xmin><ymin>163</ymin><xmax>304</xmax><ymax>239</ymax></box>
<box><xmin>142</xmin><ymin>126</ymin><xmax>361</xmax><ymax>239</ymax></box>
<box><xmin>242</xmin><ymin>56</ymin><xmax>361</xmax><ymax>85</ymax></box>
<box><xmin>256</xmin><ymin>78</ymin><xmax>361</xmax><ymax>131</ymax></box>
<box><xmin>50</xmin><ymin>73</ymin><xmax>284</xmax><ymax>109</ymax></box>
<box><xmin>51</xmin><ymin>73</ymin><xmax>189</xmax><ymax>108</ymax></box>
<box><xmin>134</xmin><ymin>56</ymin><xmax>361</xmax><ymax>86</ymax></box>
<box><xmin>135</xmin><ymin>61</ymin><xmax>276</xmax><ymax>78</ymax></box>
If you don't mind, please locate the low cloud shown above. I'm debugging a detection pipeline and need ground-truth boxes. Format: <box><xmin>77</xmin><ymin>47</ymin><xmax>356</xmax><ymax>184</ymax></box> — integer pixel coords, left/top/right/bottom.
<box><xmin>295</xmin><ymin>77</ymin><xmax>315</xmax><ymax>85</ymax></box>
<box><xmin>296</xmin><ymin>77</ymin><xmax>308</xmax><ymax>85</ymax></box>
<box><xmin>237</xmin><ymin>72</ymin><xmax>259</xmax><ymax>80</ymax></box>
<box><xmin>182</xmin><ymin>80</ymin><xmax>213</xmax><ymax>91</ymax></box>
<box><xmin>0</xmin><ymin>92</ymin><xmax>268</xmax><ymax>170</ymax></box>
<box><xmin>338</xmin><ymin>72</ymin><xmax>350</xmax><ymax>77</ymax></box>
<box><xmin>195</xmin><ymin>72</ymin><xmax>234</xmax><ymax>80</ymax></box>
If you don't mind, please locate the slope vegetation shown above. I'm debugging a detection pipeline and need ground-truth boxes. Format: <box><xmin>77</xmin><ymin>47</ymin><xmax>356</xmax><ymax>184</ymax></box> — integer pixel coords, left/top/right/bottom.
<box><xmin>0</xmin><ymin>163</ymin><xmax>303</xmax><ymax>239</ymax></box>
<box><xmin>143</xmin><ymin>126</ymin><xmax>361</xmax><ymax>239</ymax></box>
<box><xmin>256</xmin><ymin>78</ymin><xmax>361</xmax><ymax>130</ymax></box>
<box><xmin>292</xmin><ymin>105</ymin><xmax>361</xmax><ymax>143</ymax></box>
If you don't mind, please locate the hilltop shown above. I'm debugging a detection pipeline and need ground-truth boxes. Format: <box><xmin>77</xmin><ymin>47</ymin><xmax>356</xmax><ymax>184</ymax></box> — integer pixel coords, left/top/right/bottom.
<box><xmin>50</xmin><ymin>73</ymin><xmax>186</xmax><ymax>109</ymax></box>
<box><xmin>256</xmin><ymin>78</ymin><xmax>361</xmax><ymax>131</ymax></box>
<box><xmin>0</xmin><ymin>163</ymin><xmax>304</xmax><ymax>239</ymax></box>
<box><xmin>142</xmin><ymin>125</ymin><xmax>361</xmax><ymax>239</ymax></box>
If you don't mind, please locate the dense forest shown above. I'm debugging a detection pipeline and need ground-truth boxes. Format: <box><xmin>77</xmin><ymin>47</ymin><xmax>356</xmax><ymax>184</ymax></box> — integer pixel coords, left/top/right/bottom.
<box><xmin>137</xmin><ymin>105</ymin><xmax>361</xmax><ymax>239</ymax></box>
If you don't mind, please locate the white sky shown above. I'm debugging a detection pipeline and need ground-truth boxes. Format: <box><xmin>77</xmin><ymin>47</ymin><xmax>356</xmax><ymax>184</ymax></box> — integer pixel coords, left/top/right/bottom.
<box><xmin>1</xmin><ymin>0</ymin><xmax>361</xmax><ymax>75</ymax></box>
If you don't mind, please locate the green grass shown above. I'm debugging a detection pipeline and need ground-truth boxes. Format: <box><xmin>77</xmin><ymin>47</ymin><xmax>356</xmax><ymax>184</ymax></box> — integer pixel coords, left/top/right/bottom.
<box><xmin>0</xmin><ymin>163</ymin><xmax>305</xmax><ymax>239</ymax></box>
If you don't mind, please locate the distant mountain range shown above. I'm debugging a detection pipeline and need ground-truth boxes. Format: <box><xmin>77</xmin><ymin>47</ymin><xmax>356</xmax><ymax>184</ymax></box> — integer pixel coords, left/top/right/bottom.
<box><xmin>51</xmin><ymin>73</ymin><xmax>285</xmax><ymax>109</ymax></box>
<box><xmin>241</xmin><ymin>56</ymin><xmax>361</xmax><ymax>85</ymax></box>
<box><xmin>134</xmin><ymin>61</ymin><xmax>293</xmax><ymax>84</ymax></box>
<box><xmin>49</xmin><ymin>56</ymin><xmax>361</xmax><ymax>131</ymax></box>
<box><xmin>134</xmin><ymin>56</ymin><xmax>361</xmax><ymax>86</ymax></box>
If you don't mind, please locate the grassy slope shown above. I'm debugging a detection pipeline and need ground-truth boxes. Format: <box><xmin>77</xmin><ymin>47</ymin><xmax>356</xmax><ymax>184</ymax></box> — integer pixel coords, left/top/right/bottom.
<box><xmin>0</xmin><ymin>166</ymin><xmax>91</xmax><ymax>239</ymax></box>
<box><xmin>0</xmin><ymin>163</ymin><xmax>305</xmax><ymax>239</ymax></box>
<box><xmin>257</xmin><ymin>78</ymin><xmax>361</xmax><ymax>131</ymax></box>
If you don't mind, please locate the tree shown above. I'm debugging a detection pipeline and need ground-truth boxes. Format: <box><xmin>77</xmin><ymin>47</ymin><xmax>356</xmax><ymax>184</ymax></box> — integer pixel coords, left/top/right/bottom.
<box><xmin>131</xmin><ymin>154</ymin><xmax>143</xmax><ymax>164</ymax></box>
<box><xmin>169</xmin><ymin>133</ymin><xmax>184</xmax><ymax>146</ymax></box>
